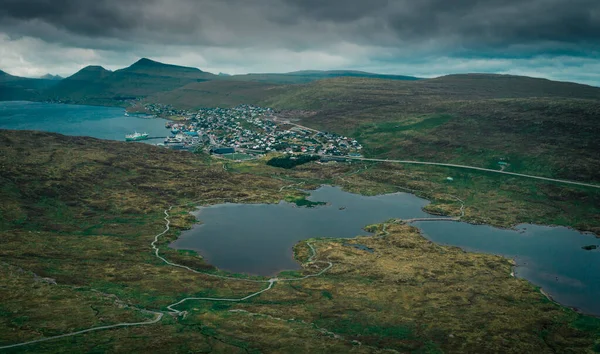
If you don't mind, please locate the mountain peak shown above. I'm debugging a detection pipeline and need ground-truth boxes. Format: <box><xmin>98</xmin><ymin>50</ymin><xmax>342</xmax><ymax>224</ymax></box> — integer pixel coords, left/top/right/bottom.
<box><xmin>0</xmin><ymin>69</ymin><xmax>20</xmax><ymax>82</ymax></box>
<box><xmin>65</xmin><ymin>65</ymin><xmax>112</xmax><ymax>81</ymax></box>
<box><xmin>125</xmin><ymin>58</ymin><xmax>204</xmax><ymax>73</ymax></box>
<box><xmin>0</xmin><ymin>69</ymin><xmax>14</xmax><ymax>78</ymax></box>
<box><xmin>79</xmin><ymin>65</ymin><xmax>110</xmax><ymax>73</ymax></box>
<box><xmin>40</xmin><ymin>73</ymin><xmax>63</xmax><ymax>80</ymax></box>
<box><xmin>131</xmin><ymin>58</ymin><xmax>162</xmax><ymax>67</ymax></box>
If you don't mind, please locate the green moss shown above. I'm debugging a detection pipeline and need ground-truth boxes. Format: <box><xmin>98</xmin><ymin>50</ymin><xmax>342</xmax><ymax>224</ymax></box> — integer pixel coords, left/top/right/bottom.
<box><xmin>321</xmin><ymin>291</ymin><xmax>333</xmax><ymax>300</ymax></box>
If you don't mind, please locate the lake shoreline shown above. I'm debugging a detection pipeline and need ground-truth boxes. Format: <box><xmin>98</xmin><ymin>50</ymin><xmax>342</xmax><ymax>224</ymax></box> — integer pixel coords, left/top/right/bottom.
<box><xmin>0</xmin><ymin>101</ymin><xmax>169</xmax><ymax>144</ymax></box>
<box><xmin>171</xmin><ymin>185</ymin><xmax>600</xmax><ymax>317</ymax></box>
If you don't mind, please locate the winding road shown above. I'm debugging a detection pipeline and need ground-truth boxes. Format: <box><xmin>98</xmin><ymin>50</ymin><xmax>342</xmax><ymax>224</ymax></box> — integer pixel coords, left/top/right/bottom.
<box><xmin>344</xmin><ymin>157</ymin><xmax>600</xmax><ymax>189</ymax></box>
<box><xmin>0</xmin><ymin>311</ymin><xmax>164</xmax><ymax>350</ymax></box>
<box><xmin>6</xmin><ymin>150</ymin><xmax>583</xmax><ymax>350</ymax></box>
<box><xmin>1</xmin><ymin>196</ymin><xmax>333</xmax><ymax>350</ymax></box>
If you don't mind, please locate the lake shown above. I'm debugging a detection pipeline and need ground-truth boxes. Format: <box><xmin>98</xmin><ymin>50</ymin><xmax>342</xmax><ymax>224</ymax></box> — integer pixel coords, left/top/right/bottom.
<box><xmin>0</xmin><ymin>101</ymin><xmax>168</xmax><ymax>143</ymax></box>
<box><xmin>171</xmin><ymin>185</ymin><xmax>600</xmax><ymax>316</ymax></box>
<box><xmin>171</xmin><ymin>185</ymin><xmax>431</xmax><ymax>275</ymax></box>
<box><xmin>415</xmin><ymin>221</ymin><xmax>600</xmax><ymax>316</ymax></box>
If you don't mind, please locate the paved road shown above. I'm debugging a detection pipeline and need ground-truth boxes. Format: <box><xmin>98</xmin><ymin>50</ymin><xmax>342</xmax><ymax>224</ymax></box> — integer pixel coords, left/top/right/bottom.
<box><xmin>269</xmin><ymin>118</ymin><xmax>599</xmax><ymax>190</ymax></box>
<box><xmin>344</xmin><ymin>157</ymin><xmax>600</xmax><ymax>189</ymax></box>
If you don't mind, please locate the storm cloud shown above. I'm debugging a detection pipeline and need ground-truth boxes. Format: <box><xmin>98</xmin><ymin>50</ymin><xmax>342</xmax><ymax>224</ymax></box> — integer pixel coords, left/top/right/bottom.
<box><xmin>0</xmin><ymin>0</ymin><xmax>599</xmax><ymax>84</ymax></box>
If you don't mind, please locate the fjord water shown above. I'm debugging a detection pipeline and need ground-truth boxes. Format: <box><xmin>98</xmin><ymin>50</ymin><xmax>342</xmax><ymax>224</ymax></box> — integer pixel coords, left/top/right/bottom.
<box><xmin>0</xmin><ymin>101</ymin><xmax>168</xmax><ymax>142</ymax></box>
<box><xmin>172</xmin><ymin>185</ymin><xmax>600</xmax><ymax>316</ymax></box>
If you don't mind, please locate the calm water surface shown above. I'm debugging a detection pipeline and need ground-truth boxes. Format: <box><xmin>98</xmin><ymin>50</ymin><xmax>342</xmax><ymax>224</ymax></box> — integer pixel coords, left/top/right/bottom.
<box><xmin>414</xmin><ymin>221</ymin><xmax>600</xmax><ymax>315</ymax></box>
<box><xmin>0</xmin><ymin>101</ymin><xmax>168</xmax><ymax>143</ymax></box>
<box><xmin>172</xmin><ymin>185</ymin><xmax>600</xmax><ymax>316</ymax></box>
<box><xmin>171</xmin><ymin>185</ymin><xmax>431</xmax><ymax>275</ymax></box>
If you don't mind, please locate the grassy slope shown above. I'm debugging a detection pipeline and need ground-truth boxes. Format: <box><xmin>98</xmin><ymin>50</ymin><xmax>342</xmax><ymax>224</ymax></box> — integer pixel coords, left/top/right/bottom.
<box><xmin>261</xmin><ymin>75</ymin><xmax>600</xmax><ymax>183</ymax></box>
<box><xmin>2</xmin><ymin>130</ymin><xmax>600</xmax><ymax>352</ymax></box>
<box><xmin>0</xmin><ymin>70</ymin><xmax>59</xmax><ymax>101</ymax></box>
<box><xmin>145</xmin><ymin>80</ymin><xmax>287</xmax><ymax>109</ymax></box>
<box><xmin>226</xmin><ymin>70</ymin><xmax>420</xmax><ymax>84</ymax></box>
<box><xmin>44</xmin><ymin>66</ymin><xmax>114</xmax><ymax>105</ymax></box>
<box><xmin>226</xmin><ymin>155</ymin><xmax>600</xmax><ymax>235</ymax></box>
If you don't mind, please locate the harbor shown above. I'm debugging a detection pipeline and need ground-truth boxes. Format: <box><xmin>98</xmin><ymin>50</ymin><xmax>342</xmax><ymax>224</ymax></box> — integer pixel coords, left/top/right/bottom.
<box><xmin>132</xmin><ymin>104</ymin><xmax>364</xmax><ymax>159</ymax></box>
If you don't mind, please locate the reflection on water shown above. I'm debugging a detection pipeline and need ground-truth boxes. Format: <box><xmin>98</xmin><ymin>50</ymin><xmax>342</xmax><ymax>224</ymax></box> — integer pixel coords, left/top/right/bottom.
<box><xmin>414</xmin><ymin>221</ymin><xmax>600</xmax><ymax>316</ymax></box>
<box><xmin>171</xmin><ymin>185</ymin><xmax>430</xmax><ymax>275</ymax></box>
<box><xmin>172</xmin><ymin>185</ymin><xmax>599</xmax><ymax>316</ymax></box>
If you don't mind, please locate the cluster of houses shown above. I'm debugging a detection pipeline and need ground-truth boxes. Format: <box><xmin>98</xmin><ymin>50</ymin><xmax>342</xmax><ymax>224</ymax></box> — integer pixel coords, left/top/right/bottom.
<box><xmin>142</xmin><ymin>103</ymin><xmax>189</xmax><ymax>117</ymax></box>
<box><xmin>156</xmin><ymin>104</ymin><xmax>363</xmax><ymax>158</ymax></box>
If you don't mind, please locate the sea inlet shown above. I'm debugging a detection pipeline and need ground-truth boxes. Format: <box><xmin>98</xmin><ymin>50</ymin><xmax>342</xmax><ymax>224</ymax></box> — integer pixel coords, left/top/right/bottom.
<box><xmin>0</xmin><ymin>101</ymin><xmax>168</xmax><ymax>143</ymax></box>
<box><xmin>171</xmin><ymin>185</ymin><xmax>600</xmax><ymax>316</ymax></box>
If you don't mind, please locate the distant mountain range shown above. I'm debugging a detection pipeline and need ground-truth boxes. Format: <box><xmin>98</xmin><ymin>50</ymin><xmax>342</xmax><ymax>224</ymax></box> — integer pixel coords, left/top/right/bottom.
<box><xmin>1</xmin><ymin>58</ymin><xmax>599</xmax><ymax>109</ymax></box>
<box><xmin>0</xmin><ymin>69</ymin><xmax>60</xmax><ymax>101</ymax></box>
<box><xmin>0</xmin><ymin>58</ymin><xmax>424</xmax><ymax>105</ymax></box>
<box><xmin>40</xmin><ymin>74</ymin><xmax>63</xmax><ymax>80</ymax></box>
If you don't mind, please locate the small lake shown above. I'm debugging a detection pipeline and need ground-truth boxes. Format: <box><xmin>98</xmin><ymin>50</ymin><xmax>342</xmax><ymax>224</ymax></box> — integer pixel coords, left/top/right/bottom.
<box><xmin>171</xmin><ymin>185</ymin><xmax>600</xmax><ymax>316</ymax></box>
<box><xmin>171</xmin><ymin>185</ymin><xmax>431</xmax><ymax>275</ymax></box>
<box><xmin>0</xmin><ymin>101</ymin><xmax>168</xmax><ymax>143</ymax></box>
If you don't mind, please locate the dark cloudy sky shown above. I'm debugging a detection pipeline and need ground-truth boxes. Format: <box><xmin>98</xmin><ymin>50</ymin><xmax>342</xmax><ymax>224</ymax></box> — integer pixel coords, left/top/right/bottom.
<box><xmin>1</xmin><ymin>0</ymin><xmax>599</xmax><ymax>85</ymax></box>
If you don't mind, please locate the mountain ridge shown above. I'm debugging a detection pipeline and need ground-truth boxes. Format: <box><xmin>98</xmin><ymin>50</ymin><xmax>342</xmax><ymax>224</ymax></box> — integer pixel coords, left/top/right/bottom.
<box><xmin>122</xmin><ymin>58</ymin><xmax>205</xmax><ymax>73</ymax></box>
<box><xmin>2</xmin><ymin>58</ymin><xmax>600</xmax><ymax>107</ymax></box>
<box><xmin>40</xmin><ymin>74</ymin><xmax>63</xmax><ymax>80</ymax></box>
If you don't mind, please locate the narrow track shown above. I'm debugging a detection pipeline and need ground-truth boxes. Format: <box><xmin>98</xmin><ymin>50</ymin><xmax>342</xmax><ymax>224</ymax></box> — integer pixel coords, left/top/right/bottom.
<box><xmin>0</xmin><ymin>311</ymin><xmax>163</xmax><ymax>350</ymax></box>
<box><xmin>1</xmin><ymin>197</ymin><xmax>333</xmax><ymax>350</ymax></box>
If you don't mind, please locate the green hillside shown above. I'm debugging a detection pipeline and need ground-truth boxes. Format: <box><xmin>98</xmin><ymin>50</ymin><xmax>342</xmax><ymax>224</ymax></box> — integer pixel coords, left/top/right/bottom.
<box><xmin>262</xmin><ymin>74</ymin><xmax>600</xmax><ymax>109</ymax></box>
<box><xmin>45</xmin><ymin>66</ymin><xmax>114</xmax><ymax>104</ymax></box>
<box><xmin>146</xmin><ymin>80</ymin><xmax>286</xmax><ymax>109</ymax></box>
<box><xmin>260</xmin><ymin>75</ymin><xmax>600</xmax><ymax>183</ymax></box>
<box><xmin>3</xmin><ymin>59</ymin><xmax>599</xmax><ymax>185</ymax></box>
<box><xmin>108</xmin><ymin>58</ymin><xmax>217</xmax><ymax>95</ymax></box>
<box><xmin>0</xmin><ymin>70</ymin><xmax>58</xmax><ymax>101</ymax></box>
<box><xmin>44</xmin><ymin>59</ymin><xmax>217</xmax><ymax>106</ymax></box>
<box><xmin>227</xmin><ymin>70</ymin><xmax>420</xmax><ymax>84</ymax></box>
<box><xmin>39</xmin><ymin>60</ymin><xmax>421</xmax><ymax>105</ymax></box>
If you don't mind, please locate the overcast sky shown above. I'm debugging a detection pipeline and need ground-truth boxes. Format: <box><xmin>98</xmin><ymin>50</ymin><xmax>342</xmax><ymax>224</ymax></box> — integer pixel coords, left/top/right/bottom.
<box><xmin>1</xmin><ymin>0</ymin><xmax>599</xmax><ymax>85</ymax></box>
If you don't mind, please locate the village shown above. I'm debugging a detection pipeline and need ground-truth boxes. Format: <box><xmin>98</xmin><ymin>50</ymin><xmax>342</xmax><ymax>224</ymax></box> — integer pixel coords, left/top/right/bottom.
<box><xmin>152</xmin><ymin>104</ymin><xmax>363</xmax><ymax>160</ymax></box>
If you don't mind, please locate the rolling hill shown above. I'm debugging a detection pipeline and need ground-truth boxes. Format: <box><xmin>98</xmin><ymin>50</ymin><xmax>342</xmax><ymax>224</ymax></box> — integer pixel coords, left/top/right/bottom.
<box><xmin>1</xmin><ymin>58</ymin><xmax>422</xmax><ymax>106</ymax></box>
<box><xmin>45</xmin><ymin>66</ymin><xmax>113</xmax><ymax>103</ymax></box>
<box><xmin>258</xmin><ymin>74</ymin><xmax>600</xmax><ymax>183</ymax></box>
<box><xmin>146</xmin><ymin>80</ymin><xmax>286</xmax><ymax>109</ymax></box>
<box><xmin>38</xmin><ymin>59</ymin><xmax>422</xmax><ymax>105</ymax></box>
<box><xmin>3</xmin><ymin>58</ymin><xmax>600</xmax><ymax>183</ymax></box>
<box><xmin>227</xmin><ymin>70</ymin><xmax>420</xmax><ymax>84</ymax></box>
<box><xmin>261</xmin><ymin>74</ymin><xmax>600</xmax><ymax>110</ymax></box>
<box><xmin>0</xmin><ymin>70</ymin><xmax>59</xmax><ymax>101</ymax></box>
